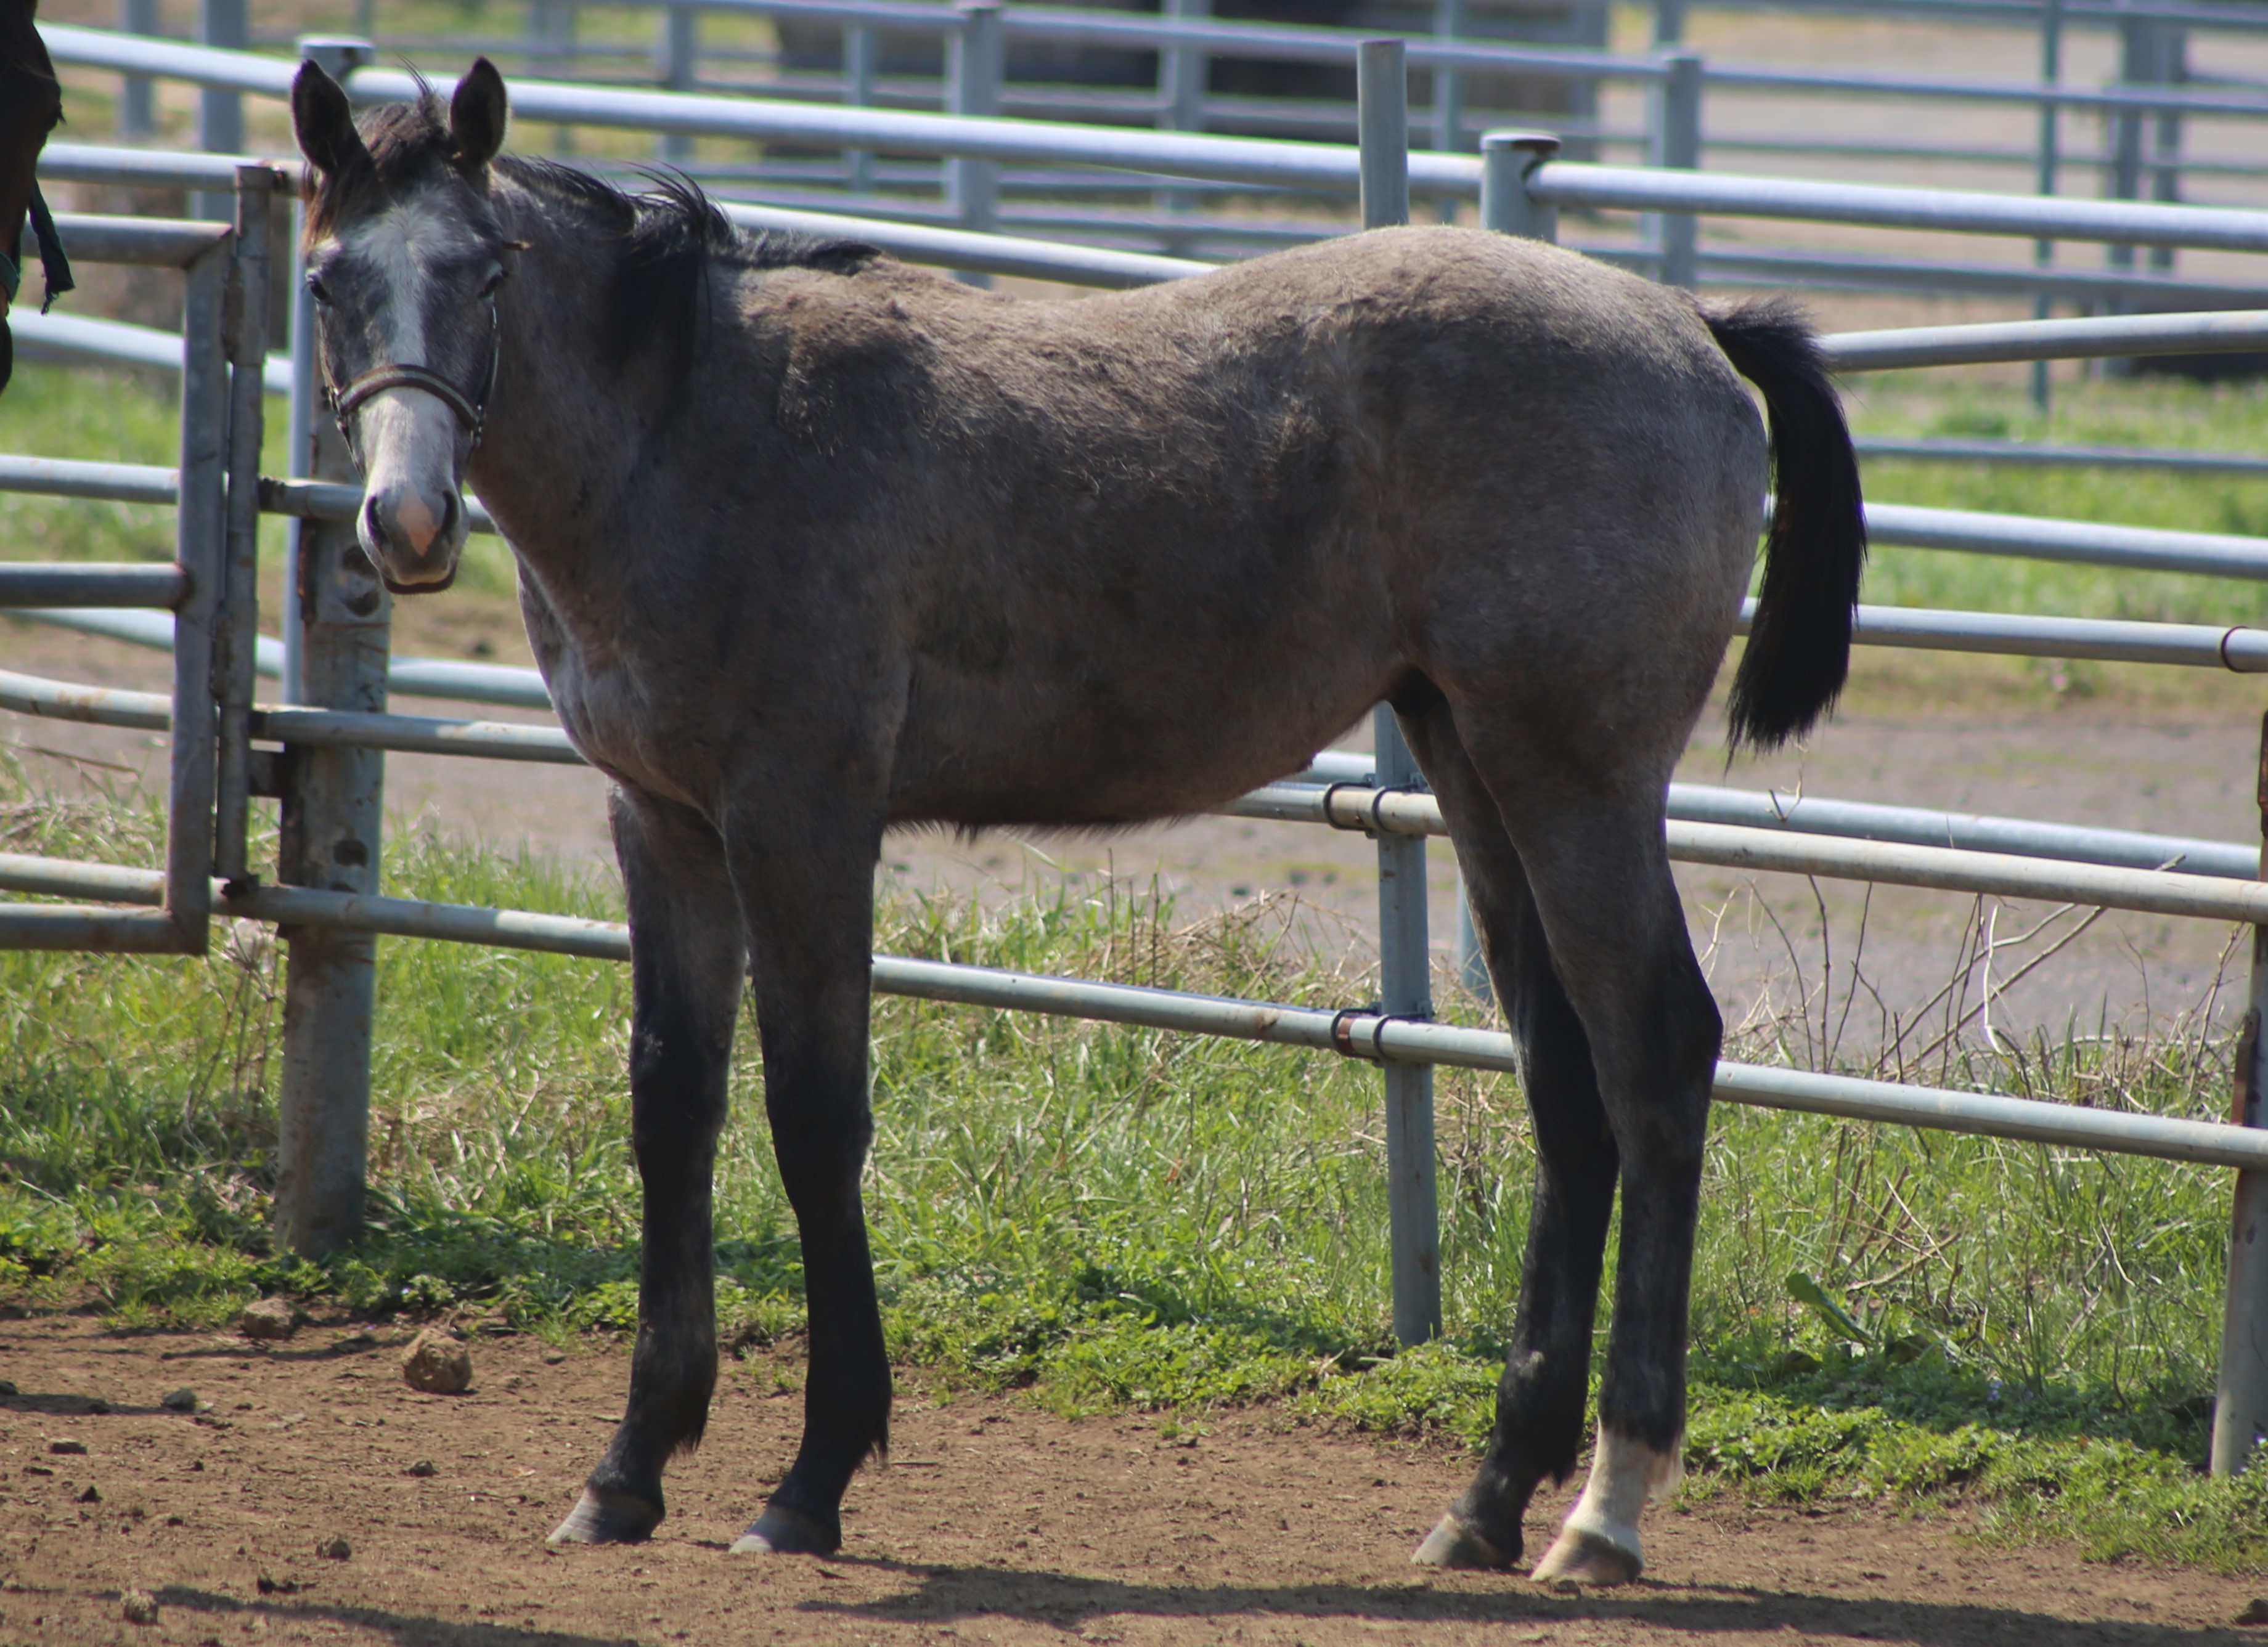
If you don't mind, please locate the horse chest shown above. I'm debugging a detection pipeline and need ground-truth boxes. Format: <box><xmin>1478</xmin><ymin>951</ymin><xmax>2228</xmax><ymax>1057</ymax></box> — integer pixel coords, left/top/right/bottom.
<box><xmin>547</xmin><ymin>654</ymin><xmax>703</xmax><ymax>811</ymax></box>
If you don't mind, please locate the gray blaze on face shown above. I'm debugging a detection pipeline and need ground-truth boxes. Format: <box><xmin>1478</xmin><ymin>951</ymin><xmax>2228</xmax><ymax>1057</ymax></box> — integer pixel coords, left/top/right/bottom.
<box><xmin>310</xmin><ymin>187</ymin><xmax>499</xmax><ymax>592</ymax></box>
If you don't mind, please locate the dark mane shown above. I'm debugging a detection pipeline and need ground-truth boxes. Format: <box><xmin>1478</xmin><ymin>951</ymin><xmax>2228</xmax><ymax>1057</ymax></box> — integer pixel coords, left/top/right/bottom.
<box><xmin>307</xmin><ymin>91</ymin><xmax>879</xmax><ymax>374</ymax></box>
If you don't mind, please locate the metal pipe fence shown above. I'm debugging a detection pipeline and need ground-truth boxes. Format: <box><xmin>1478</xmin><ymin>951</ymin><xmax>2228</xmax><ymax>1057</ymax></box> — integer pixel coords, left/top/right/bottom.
<box><xmin>18</xmin><ymin>39</ymin><xmax>2268</xmax><ymax>1468</ymax></box>
<box><xmin>42</xmin><ymin>9</ymin><xmax>2268</xmax><ymax>304</ymax></box>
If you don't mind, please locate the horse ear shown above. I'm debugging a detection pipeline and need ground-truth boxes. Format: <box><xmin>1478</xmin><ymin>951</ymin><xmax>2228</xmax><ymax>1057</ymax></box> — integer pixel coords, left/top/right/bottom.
<box><xmin>451</xmin><ymin>58</ymin><xmax>509</xmax><ymax>173</ymax></box>
<box><xmin>291</xmin><ymin>60</ymin><xmax>366</xmax><ymax>179</ymax></box>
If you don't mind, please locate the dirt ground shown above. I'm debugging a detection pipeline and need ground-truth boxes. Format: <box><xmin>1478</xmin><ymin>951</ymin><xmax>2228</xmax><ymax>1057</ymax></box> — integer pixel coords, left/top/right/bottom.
<box><xmin>4</xmin><ymin>1314</ymin><xmax>2268</xmax><ymax>1647</ymax></box>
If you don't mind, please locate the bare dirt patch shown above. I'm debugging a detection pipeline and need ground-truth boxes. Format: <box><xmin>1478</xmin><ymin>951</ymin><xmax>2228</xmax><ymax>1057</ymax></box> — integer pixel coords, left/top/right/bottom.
<box><xmin>0</xmin><ymin>1314</ymin><xmax>2261</xmax><ymax>1646</ymax></box>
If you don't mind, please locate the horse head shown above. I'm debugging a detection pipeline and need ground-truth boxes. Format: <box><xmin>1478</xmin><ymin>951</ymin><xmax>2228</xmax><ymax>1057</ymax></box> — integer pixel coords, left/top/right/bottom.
<box><xmin>291</xmin><ymin>57</ymin><xmax>512</xmax><ymax>595</ymax></box>
<box><xmin>1</xmin><ymin>0</ymin><xmax>67</xmax><ymax>396</ymax></box>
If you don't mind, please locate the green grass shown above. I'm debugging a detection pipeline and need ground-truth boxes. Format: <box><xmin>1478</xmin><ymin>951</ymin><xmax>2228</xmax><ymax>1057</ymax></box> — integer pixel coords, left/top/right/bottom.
<box><xmin>1848</xmin><ymin>371</ymin><xmax>2268</xmax><ymax>628</ymax></box>
<box><xmin>3</xmin><ymin>757</ymin><xmax>2267</xmax><ymax>1567</ymax></box>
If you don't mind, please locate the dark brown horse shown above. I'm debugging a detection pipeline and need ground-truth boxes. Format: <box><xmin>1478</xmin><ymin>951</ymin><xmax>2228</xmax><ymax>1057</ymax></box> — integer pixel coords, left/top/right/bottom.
<box><xmin>289</xmin><ymin>59</ymin><xmax>1865</xmax><ymax>1584</ymax></box>
<box><xmin>1</xmin><ymin>0</ymin><xmax>70</xmax><ymax>395</ymax></box>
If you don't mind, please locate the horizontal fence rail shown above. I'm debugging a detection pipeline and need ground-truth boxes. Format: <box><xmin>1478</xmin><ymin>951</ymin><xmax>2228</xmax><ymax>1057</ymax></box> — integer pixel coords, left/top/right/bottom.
<box><xmin>51</xmin><ymin>7</ymin><xmax>2268</xmax><ymax>122</ymax></box>
<box><xmin>0</xmin><ymin>565</ymin><xmax>189</xmax><ymax>609</ymax></box>
<box><xmin>40</xmin><ymin>27</ymin><xmax>2268</xmax><ymax>261</ymax></box>
<box><xmin>6</xmin><ymin>659</ymin><xmax>2259</xmax><ymax>917</ymax></box>
<box><xmin>4</xmin><ymin>845</ymin><xmax>2264</xmax><ymax>1171</ymax></box>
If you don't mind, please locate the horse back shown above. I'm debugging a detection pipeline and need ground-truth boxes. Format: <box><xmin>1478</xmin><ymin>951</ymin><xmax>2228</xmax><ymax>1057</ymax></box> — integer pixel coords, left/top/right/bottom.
<box><xmin>668</xmin><ymin>227</ymin><xmax>1765</xmax><ymax>828</ymax></box>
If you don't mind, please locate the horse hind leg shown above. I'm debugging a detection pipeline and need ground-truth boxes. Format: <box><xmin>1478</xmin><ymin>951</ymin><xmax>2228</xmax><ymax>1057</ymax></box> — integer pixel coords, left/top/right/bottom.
<box><xmin>1466</xmin><ymin>722</ymin><xmax>1718</xmax><ymax>1587</ymax></box>
<box><xmin>551</xmin><ymin>787</ymin><xmax>747</xmax><ymax>1545</ymax></box>
<box><xmin>1394</xmin><ymin>699</ymin><xmax>1620</xmax><ymax>1573</ymax></box>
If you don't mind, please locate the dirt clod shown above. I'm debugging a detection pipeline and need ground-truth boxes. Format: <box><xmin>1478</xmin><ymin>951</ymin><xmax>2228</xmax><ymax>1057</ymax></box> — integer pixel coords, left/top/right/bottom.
<box><xmin>0</xmin><ymin>1379</ymin><xmax>16</xmax><ymax>1397</ymax></box>
<box><xmin>401</xmin><ymin>1330</ymin><xmax>473</xmax><ymax>1395</ymax></box>
<box><xmin>120</xmin><ymin>1587</ymin><xmax>157</xmax><ymax>1625</ymax></box>
<box><xmin>317</xmin><ymin>1536</ymin><xmax>351</xmax><ymax>1561</ymax></box>
<box><xmin>2241</xmin><ymin>1597</ymin><xmax>2268</xmax><ymax>1626</ymax></box>
<box><xmin>48</xmin><ymin>1438</ymin><xmax>85</xmax><ymax>1455</ymax></box>
<box><xmin>77</xmin><ymin>1486</ymin><xmax>100</xmax><ymax>1504</ymax></box>
<box><xmin>405</xmin><ymin>1459</ymin><xmax>436</xmax><ymax>1478</ymax></box>
<box><xmin>160</xmin><ymin>1388</ymin><xmax>197</xmax><ymax>1413</ymax></box>
<box><xmin>239</xmin><ymin>1299</ymin><xmax>298</xmax><ymax>1341</ymax></box>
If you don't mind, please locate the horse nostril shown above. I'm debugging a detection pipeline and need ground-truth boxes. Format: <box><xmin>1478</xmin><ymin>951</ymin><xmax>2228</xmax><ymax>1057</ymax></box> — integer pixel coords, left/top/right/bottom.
<box><xmin>438</xmin><ymin>489</ymin><xmax>462</xmax><ymax>542</ymax></box>
<box><xmin>362</xmin><ymin>492</ymin><xmax>386</xmax><ymax>545</ymax></box>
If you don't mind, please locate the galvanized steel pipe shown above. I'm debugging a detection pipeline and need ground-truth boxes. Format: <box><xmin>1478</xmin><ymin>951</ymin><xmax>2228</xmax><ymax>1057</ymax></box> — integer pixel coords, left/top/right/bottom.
<box><xmin>1525</xmin><ymin>159</ymin><xmax>2268</xmax><ymax>252</ymax></box>
<box><xmin>12</xmin><ymin>850</ymin><xmax>2267</xmax><ymax>1172</ymax></box>
<box><xmin>1825</xmin><ymin>309</ymin><xmax>2268</xmax><ymax>369</ymax></box>
<box><xmin>0</xmin><ymin>564</ymin><xmax>189</xmax><ymax>609</ymax></box>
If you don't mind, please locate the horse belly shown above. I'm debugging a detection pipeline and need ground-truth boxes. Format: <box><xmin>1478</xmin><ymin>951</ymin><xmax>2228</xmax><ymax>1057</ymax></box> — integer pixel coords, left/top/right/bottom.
<box><xmin>886</xmin><ymin>633</ymin><xmax>1385</xmax><ymax>829</ymax></box>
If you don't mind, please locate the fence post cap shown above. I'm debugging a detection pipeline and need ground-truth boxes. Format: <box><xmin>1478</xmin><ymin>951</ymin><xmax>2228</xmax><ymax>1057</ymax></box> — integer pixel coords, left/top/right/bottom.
<box><xmin>1480</xmin><ymin>131</ymin><xmax>1562</xmax><ymax>166</ymax></box>
<box><xmin>296</xmin><ymin>35</ymin><xmax>376</xmax><ymax>74</ymax></box>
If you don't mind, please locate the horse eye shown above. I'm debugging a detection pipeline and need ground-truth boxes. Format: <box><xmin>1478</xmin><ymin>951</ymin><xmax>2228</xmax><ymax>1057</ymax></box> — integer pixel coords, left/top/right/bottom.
<box><xmin>478</xmin><ymin>266</ymin><xmax>507</xmax><ymax>298</ymax></box>
<box><xmin>306</xmin><ymin>272</ymin><xmax>333</xmax><ymax>305</ymax></box>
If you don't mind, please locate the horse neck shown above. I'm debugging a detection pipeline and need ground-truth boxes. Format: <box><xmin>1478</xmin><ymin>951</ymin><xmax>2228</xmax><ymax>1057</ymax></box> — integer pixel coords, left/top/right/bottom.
<box><xmin>466</xmin><ymin>181</ymin><xmax>649</xmax><ymax>635</ymax></box>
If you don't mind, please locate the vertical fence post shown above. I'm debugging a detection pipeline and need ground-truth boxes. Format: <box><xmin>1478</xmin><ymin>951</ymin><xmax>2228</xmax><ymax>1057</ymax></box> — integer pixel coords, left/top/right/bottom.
<box><xmin>1359</xmin><ymin>39</ymin><xmax>1441</xmax><ymax>1349</ymax></box>
<box><xmin>657</xmin><ymin>4</ymin><xmax>697</xmax><ymax>161</ymax></box>
<box><xmin>1432</xmin><ymin>0</ymin><xmax>1465</xmax><ymax>150</ymax></box>
<box><xmin>1431</xmin><ymin>0</ymin><xmax>1466</xmax><ymax>223</ymax></box>
<box><xmin>2031</xmin><ymin>0</ymin><xmax>2063</xmax><ymax>412</ymax></box>
<box><xmin>2148</xmin><ymin>25</ymin><xmax>2187</xmax><ymax>274</ymax></box>
<box><xmin>530</xmin><ymin>1</ymin><xmax>578</xmax><ymax>150</ymax></box>
<box><xmin>1480</xmin><ymin>129</ymin><xmax>1559</xmax><ymax>243</ymax></box>
<box><xmin>272</xmin><ymin>47</ymin><xmax>390</xmax><ymax>1259</ymax></box>
<box><xmin>844</xmin><ymin>23</ymin><xmax>876</xmax><ymax>195</ymax></box>
<box><xmin>1649</xmin><ymin>47</ymin><xmax>1702</xmax><ymax>290</ymax></box>
<box><xmin>120</xmin><ymin>0</ymin><xmax>158</xmax><ymax>141</ymax></box>
<box><xmin>165</xmin><ymin>240</ymin><xmax>231</xmax><ymax>953</ymax></box>
<box><xmin>286</xmin><ymin>37</ymin><xmax>373</xmax><ymax>708</ymax></box>
<box><xmin>947</xmin><ymin>1</ymin><xmax>1001</xmax><ymax>283</ymax></box>
<box><xmin>2107</xmin><ymin>15</ymin><xmax>2149</xmax><ymax>283</ymax></box>
<box><xmin>2213</xmin><ymin>713</ymin><xmax>2268</xmax><ymax>1476</ymax></box>
<box><xmin>213</xmin><ymin>163</ymin><xmax>272</xmax><ymax>889</ymax></box>
<box><xmin>1157</xmin><ymin>0</ymin><xmax>1210</xmax><ymax>227</ymax></box>
<box><xmin>196</xmin><ymin>0</ymin><xmax>247</xmax><ymax>219</ymax></box>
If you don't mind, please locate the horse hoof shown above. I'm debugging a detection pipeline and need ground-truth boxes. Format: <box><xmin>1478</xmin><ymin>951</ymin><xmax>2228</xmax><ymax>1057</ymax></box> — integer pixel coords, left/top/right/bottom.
<box><xmin>1412</xmin><ymin>1513</ymin><xmax>1511</xmax><ymax>1569</ymax></box>
<box><xmin>730</xmin><ymin>1503</ymin><xmax>840</xmax><ymax>1556</ymax></box>
<box><xmin>547</xmin><ymin>1486</ymin><xmax>662</xmax><ymax>1545</ymax></box>
<box><xmin>1528</xmin><ymin>1527</ymin><xmax>1641</xmax><ymax>1587</ymax></box>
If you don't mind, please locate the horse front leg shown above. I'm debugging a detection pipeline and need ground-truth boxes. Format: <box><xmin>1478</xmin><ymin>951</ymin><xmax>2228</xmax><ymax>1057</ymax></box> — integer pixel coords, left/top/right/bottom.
<box><xmin>724</xmin><ymin>797</ymin><xmax>890</xmax><ymax>1557</ymax></box>
<box><xmin>551</xmin><ymin>787</ymin><xmax>746</xmax><ymax>1545</ymax></box>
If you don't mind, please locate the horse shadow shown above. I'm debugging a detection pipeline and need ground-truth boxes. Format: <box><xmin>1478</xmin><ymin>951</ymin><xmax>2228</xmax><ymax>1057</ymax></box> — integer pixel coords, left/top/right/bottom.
<box><xmin>153</xmin><ymin>1584</ymin><xmax>633</xmax><ymax>1647</ymax></box>
<box><xmin>797</xmin><ymin>1558</ymin><xmax>2256</xmax><ymax>1645</ymax></box>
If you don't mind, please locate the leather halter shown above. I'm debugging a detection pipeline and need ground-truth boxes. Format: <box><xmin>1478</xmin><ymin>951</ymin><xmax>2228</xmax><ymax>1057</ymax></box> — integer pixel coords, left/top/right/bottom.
<box><xmin>326</xmin><ymin>299</ymin><xmax>502</xmax><ymax>457</ymax></box>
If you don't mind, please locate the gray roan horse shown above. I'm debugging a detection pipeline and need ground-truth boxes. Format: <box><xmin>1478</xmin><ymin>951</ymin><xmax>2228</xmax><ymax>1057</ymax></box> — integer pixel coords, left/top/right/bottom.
<box><xmin>291</xmin><ymin>58</ymin><xmax>1864</xmax><ymax>1584</ymax></box>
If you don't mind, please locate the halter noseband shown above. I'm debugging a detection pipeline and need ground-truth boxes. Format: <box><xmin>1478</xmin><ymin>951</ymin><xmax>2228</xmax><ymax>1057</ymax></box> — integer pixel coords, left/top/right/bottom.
<box><xmin>325</xmin><ymin>298</ymin><xmax>502</xmax><ymax>457</ymax></box>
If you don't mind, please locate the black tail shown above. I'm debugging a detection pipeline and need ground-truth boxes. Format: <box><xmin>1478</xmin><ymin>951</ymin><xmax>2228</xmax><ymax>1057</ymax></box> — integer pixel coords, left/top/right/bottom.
<box><xmin>1702</xmin><ymin>296</ymin><xmax>1867</xmax><ymax>752</ymax></box>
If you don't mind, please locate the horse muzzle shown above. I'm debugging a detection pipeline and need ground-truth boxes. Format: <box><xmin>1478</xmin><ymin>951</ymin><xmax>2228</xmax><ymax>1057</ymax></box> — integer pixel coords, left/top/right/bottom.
<box><xmin>359</xmin><ymin>480</ymin><xmax>465</xmax><ymax>593</ymax></box>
